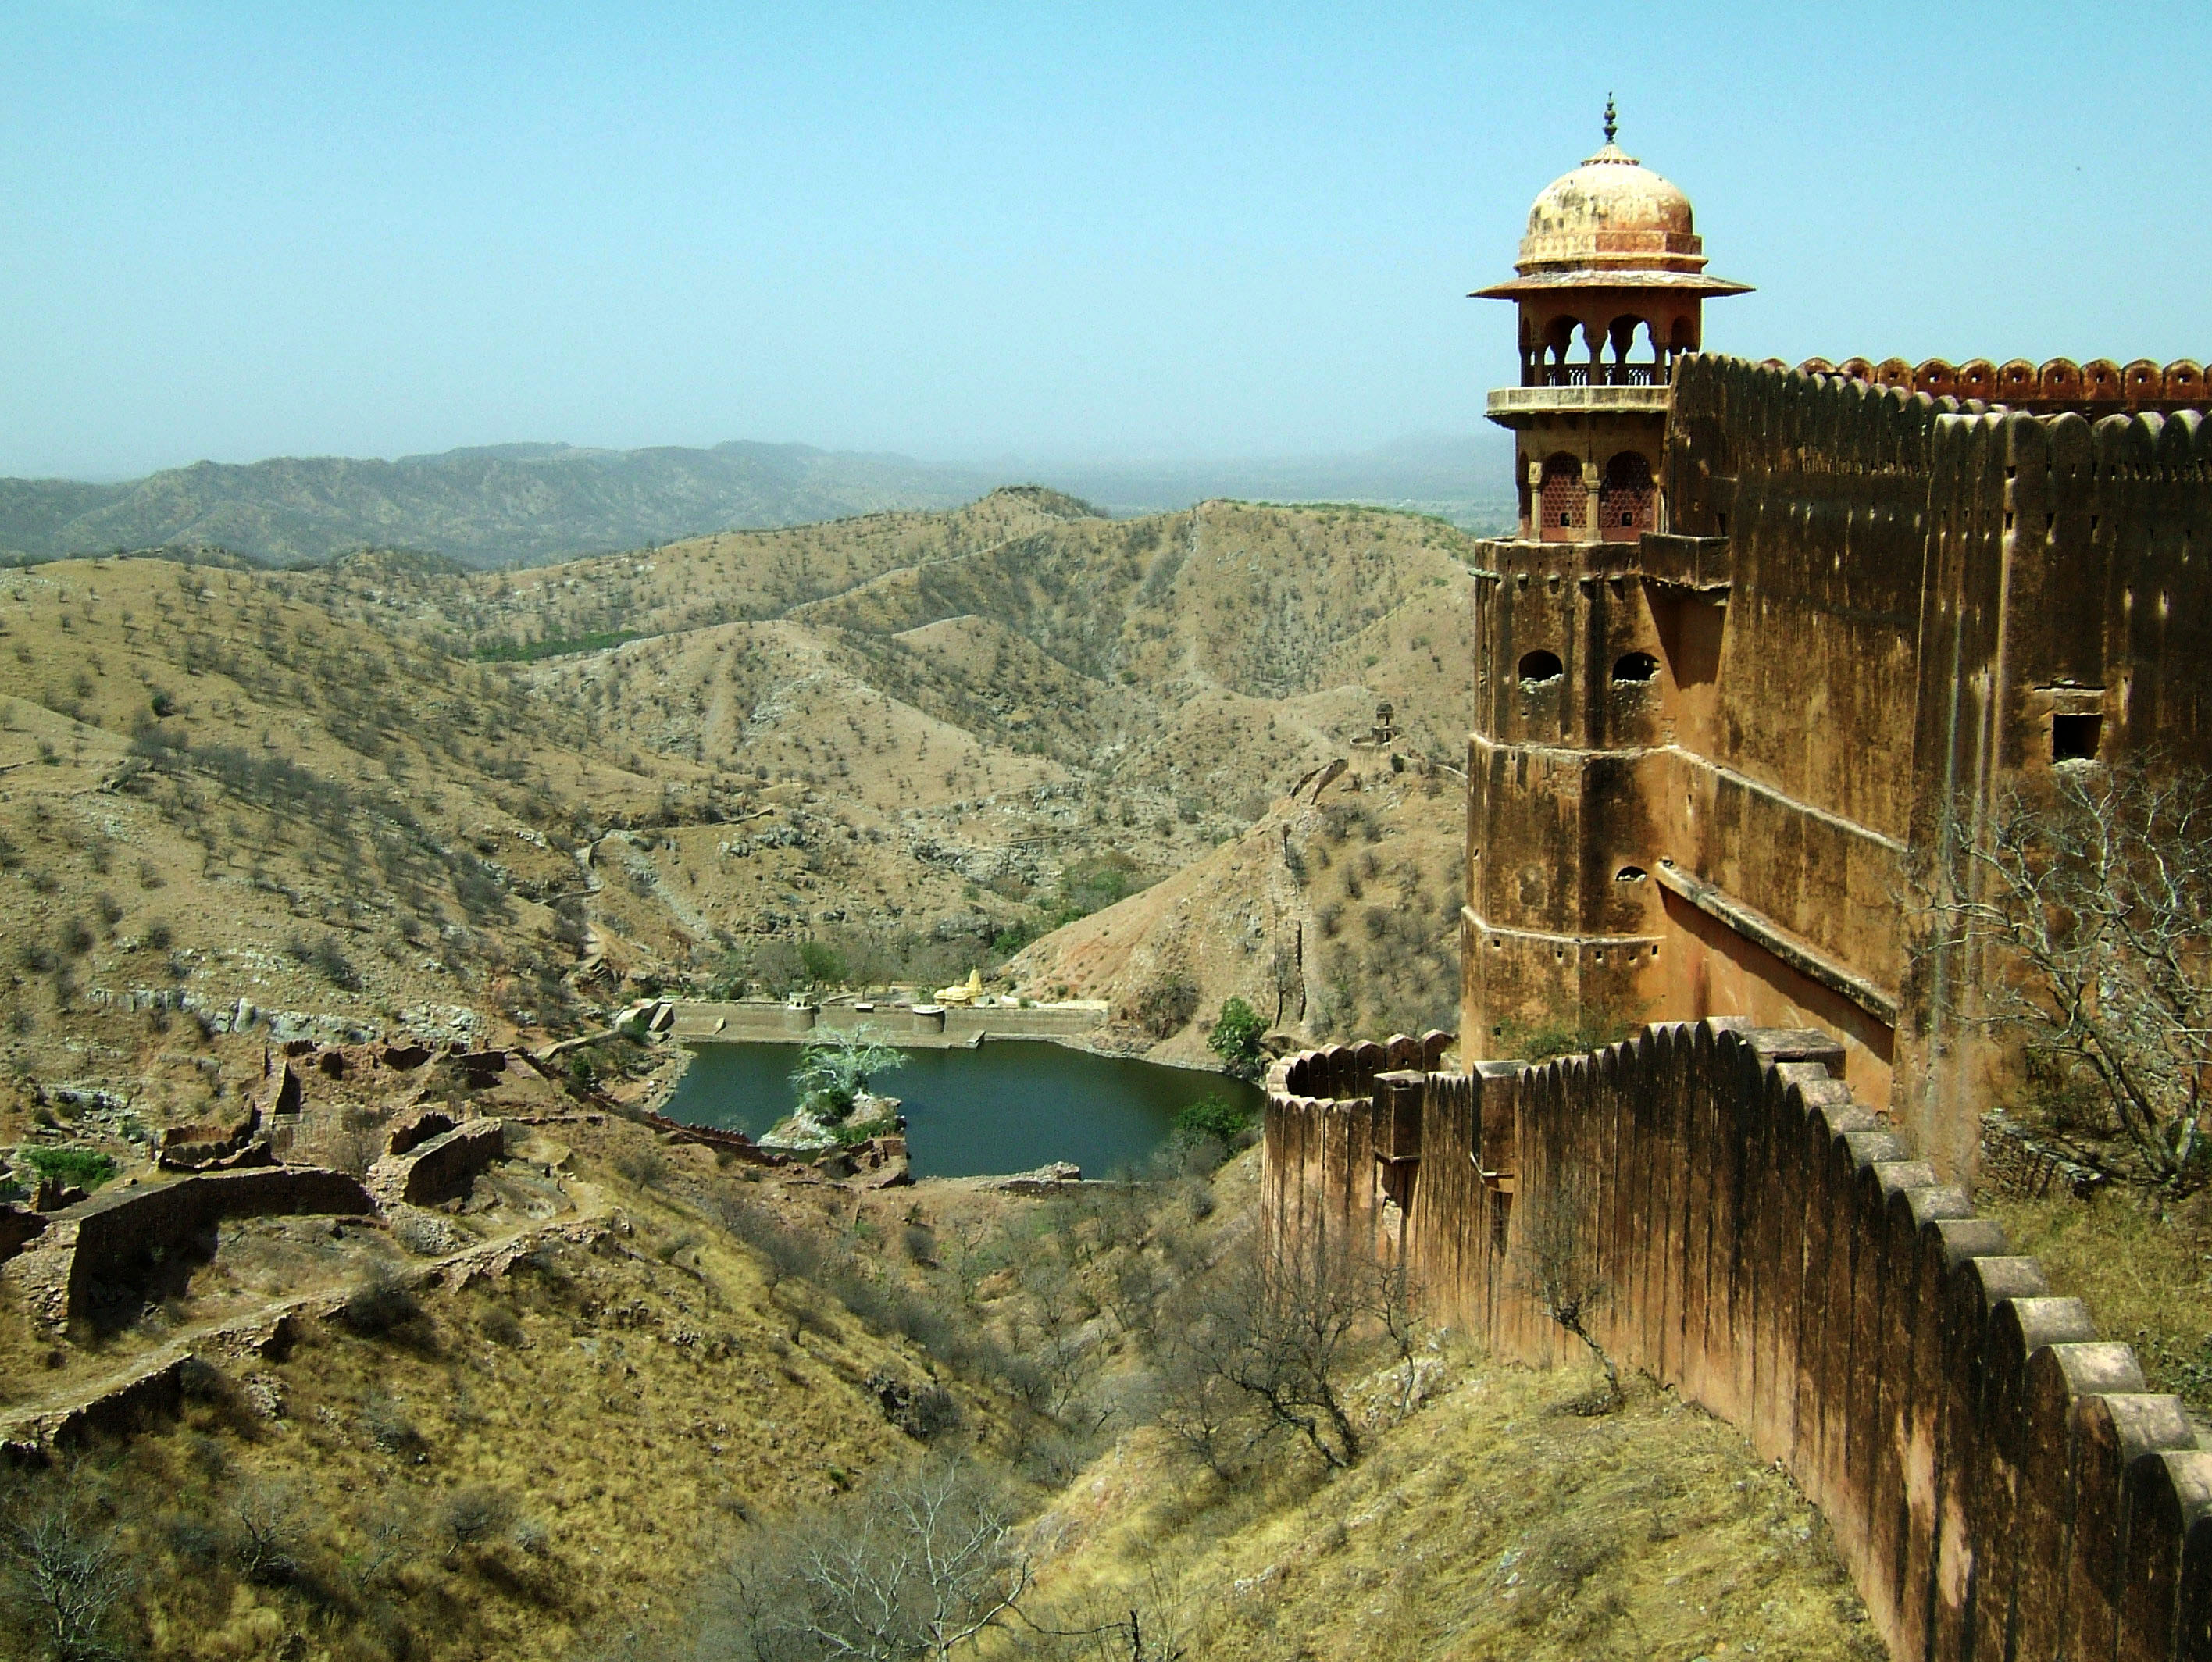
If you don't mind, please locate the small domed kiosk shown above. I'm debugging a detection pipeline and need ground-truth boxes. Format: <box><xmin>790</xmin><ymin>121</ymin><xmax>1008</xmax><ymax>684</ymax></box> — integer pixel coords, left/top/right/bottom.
<box><xmin>1474</xmin><ymin>101</ymin><xmax>1750</xmax><ymax>541</ymax></box>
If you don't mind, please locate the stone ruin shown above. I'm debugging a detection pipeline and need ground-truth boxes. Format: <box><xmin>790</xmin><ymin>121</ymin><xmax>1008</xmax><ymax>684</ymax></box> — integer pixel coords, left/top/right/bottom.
<box><xmin>1350</xmin><ymin>700</ymin><xmax>1400</xmax><ymax>748</ymax></box>
<box><xmin>0</xmin><ymin>1038</ymin><xmax>539</xmax><ymax>1333</ymax></box>
<box><xmin>2</xmin><ymin>1029</ymin><xmax>800</xmax><ymax>1339</ymax></box>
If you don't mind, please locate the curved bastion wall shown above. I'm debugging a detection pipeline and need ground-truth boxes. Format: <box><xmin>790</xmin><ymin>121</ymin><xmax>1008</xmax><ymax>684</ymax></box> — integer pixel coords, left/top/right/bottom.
<box><xmin>1263</xmin><ymin>1022</ymin><xmax>2212</xmax><ymax>1661</ymax></box>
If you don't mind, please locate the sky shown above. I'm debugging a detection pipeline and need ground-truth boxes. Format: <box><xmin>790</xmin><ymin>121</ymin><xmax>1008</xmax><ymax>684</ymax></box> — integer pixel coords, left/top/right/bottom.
<box><xmin>3</xmin><ymin>1</ymin><xmax>2207</xmax><ymax>480</ymax></box>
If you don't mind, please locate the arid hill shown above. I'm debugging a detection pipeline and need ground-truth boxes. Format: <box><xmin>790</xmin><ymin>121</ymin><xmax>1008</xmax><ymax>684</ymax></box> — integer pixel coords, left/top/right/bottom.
<box><xmin>0</xmin><ymin>487</ymin><xmax>1483</xmax><ymax>1143</ymax></box>
<box><xmin>0</xmin><ymin>442</ymin><xmax>995</xmax><ymax>569</ymax></box>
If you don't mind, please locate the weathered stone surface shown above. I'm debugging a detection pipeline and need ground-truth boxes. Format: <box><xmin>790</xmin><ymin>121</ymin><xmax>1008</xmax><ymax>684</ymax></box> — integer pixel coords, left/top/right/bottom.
<box><xmin>2</xmin><ymin>1166</ymin><xmax>376</xmax><ymax>1328</ymax></box>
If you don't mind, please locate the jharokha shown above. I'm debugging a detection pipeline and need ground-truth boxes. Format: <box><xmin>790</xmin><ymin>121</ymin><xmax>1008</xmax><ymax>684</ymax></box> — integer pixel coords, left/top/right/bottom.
<box><xmin>1263</xmin><ymin>111</ymin><xmax>2212</xmax><ymax>1660</ymax></box>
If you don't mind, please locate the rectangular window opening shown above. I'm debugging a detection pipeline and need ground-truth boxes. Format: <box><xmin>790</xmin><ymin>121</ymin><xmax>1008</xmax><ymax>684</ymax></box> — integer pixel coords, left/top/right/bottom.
<box><xmin>2053</xmin><ymin>712</ymin><xmax>2102</xmax><ymax>763</ymax></box>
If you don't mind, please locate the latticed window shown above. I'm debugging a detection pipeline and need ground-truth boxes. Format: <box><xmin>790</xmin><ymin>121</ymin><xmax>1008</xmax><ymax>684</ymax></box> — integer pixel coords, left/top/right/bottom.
<box><xmin>1600</xmin><ymin>450</ymin><xmax>1655</xmax><ymax>541</ymax></box>
<box><xmin>1539</xmin><ymin>454</ymin><xmax>1584</xmax><ymax>537</ymax></box>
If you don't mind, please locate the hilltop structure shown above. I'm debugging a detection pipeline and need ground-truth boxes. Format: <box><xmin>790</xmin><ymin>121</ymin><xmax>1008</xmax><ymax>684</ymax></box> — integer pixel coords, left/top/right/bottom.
<box><xmin>1260</xmin><ymin>112</ymin><xmax>2212</xmax><ymax>1660</ymax></box>
<box><xmin>1460</xmin><ymin>109</ymin><xmax>2212</xmax><ymax>1177</ymax></box>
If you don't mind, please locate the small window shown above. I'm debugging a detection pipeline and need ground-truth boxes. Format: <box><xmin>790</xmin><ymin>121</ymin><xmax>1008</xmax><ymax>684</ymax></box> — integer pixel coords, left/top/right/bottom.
<box><xmin>1614</xmin><ymin>865</ymin><xmax>1647</xmax><ymax>883</ymax></box>
<box><xmin>1611</xmin><ymin>651</ymin><xmax>1658</xmax><ymax>684</ymax></box>
<box><xmin>2053</xmin><ymin>713</ymin><xmax>2101</xmax><ymax>763</ymax></box>
<box><xmin>1517</xmin><ymin>650</ymin><xmax>1564</xmax><ymax>686</ymax></box>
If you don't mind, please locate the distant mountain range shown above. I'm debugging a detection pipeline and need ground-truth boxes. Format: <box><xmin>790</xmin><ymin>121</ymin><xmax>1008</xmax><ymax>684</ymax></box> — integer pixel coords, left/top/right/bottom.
<box><xmin>0</xmin><ymin>433</ymin><xmax>1512</xmax><ymax>568</ymax></box>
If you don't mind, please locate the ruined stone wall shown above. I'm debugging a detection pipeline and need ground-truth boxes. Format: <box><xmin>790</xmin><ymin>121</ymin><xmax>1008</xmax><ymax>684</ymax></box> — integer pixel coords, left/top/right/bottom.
<box><xmin>4</xmin><ymin>1166</ymin><xmax>376</xmax><ymax>1328</ymax></box>
<box><xmin>1264</xmin><ymin>1020</ymin><xmax>2212</xmax><ymax>1662</ymax></box>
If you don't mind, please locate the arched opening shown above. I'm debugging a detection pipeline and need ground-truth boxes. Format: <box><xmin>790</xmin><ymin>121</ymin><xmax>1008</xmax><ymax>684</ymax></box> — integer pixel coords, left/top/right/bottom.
<box><xmin>1599</xmin><ymin>451</ymin><xmax>1655</xmax><ymax>542</ymax></box>
<box><xmin>1606</xmin><ymin>315</ymin><xmax>1657</xmax><ymax>385</ymax></box>
<box><xmin>1614</xmin><ymin>865</ymin><xmax>1647</xmax><ymax>883</ymax></box>
<box><xmin>1545</xmin><ymin>316</ymin><xmax>1579</xmax><ymax>369</ymax></box>
<box><xmin>1611</xmin><ymin>651</ymin><xmax>1659</xmax><ymax>684</ymax></box>
<box><xmin>1517</xmin><ymin>650</ymin><xmax>1564</xmax><ymax>687</ymax></box>
<box><xmin>1539</xmin><ymin>453</ymin><xmax>1585</xmax><ymax>539</ymax></box>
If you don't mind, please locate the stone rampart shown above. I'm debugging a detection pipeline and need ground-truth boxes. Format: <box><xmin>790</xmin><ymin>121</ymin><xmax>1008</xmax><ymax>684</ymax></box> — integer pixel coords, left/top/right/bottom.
<box><xmin>1264</xmin><ymin>1018</ymin><xmax>2212</xmax><ymax>1661</ymax></box>
<box><xmin>366</xmin><ymin>1118</ymin><xmax>505</xmax><ymax>1207</ymax></box>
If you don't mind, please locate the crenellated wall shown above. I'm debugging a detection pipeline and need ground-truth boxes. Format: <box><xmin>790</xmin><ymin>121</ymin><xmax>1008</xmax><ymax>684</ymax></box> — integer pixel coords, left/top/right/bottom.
<box><xmin>1264</xmin><ymin>1020</ymin><xmax>2212</xmax><ymax>1662</ymax></box>
<box><xmin>1800</xmin><ymin>355</ymin><xmax>2209</xmax><ymax>415</ymax></box>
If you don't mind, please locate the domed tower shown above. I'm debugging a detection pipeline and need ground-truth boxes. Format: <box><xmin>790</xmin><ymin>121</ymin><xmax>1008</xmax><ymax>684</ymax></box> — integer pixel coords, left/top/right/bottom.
<box><xmin>1460</xmin><ymin>106</ymin><xmax>1750</xmax><ymax>1058</ymax></box>
<box><xmin>1474</xmin><ymin>101</ymin><xmax>1750</xmax><ymax>540</ymax></box>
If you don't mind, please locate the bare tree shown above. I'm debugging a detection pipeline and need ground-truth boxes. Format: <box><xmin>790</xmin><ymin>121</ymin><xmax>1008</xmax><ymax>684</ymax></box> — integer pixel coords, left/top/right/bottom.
<box><xmin>1016</xmin><ymin>1547</ymin><xmax>1194</xmax><ymax>1662</ymax></box>
<box><xmin>1175</xmin><ymin>1229</ymin><xmax>1376</xmax><ymax>1470</ymax></box>
<box><xmin>1512</xmin><ymin>1182</ymin><xmax>1618</xmax><ymax>1412</ymax></box>
<box><xmin>701</xmin><ymin>1459</ymin><xmax>1029</xmax><ymax>1662</ymax></box>
<box><xmin>1151</xmin><ymin>1339</ymin><xmax>1253</xmax><ymax>1482</ymax></box>
<box><xmin>232</xmin><ymin>1476</ymin><xmax>305</xmax><ymax>1585</ymax></box>
<box><xmin>1924</xmin><ymin>763</ymin><xmax>2212</xmax><ymax>1185</ymax></box>
<box><xmin>2</xmin><ymin>1479</ymin><xmax>130</xmax><ymax>1662</ymax></box>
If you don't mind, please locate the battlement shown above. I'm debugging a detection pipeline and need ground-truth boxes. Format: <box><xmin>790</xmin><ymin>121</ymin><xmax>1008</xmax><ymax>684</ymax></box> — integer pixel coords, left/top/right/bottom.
<box><xmin>1797</xmin><ymin>355</ymin><xmax>2207</xmax><ymax>414</ymax></box>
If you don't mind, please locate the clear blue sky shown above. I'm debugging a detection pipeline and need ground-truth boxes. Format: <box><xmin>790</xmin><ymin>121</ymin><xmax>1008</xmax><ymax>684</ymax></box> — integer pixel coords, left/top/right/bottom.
<box><xmin>3</xmin><ymin>2</ymin><xmax>2204</xmax><ymax>480</ymax></box>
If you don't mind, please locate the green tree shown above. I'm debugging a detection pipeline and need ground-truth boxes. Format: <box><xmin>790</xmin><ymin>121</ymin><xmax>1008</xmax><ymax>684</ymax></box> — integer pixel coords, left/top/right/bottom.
<box><xmin>790</xmin><ymin>1025</ymin><xmax>909</xmax><ymax>1120</ymax></box>
<box><xmin>1205</xmin><ymin>997</ymin><xmax>1268</xmax><ymax>1082</ymax></box>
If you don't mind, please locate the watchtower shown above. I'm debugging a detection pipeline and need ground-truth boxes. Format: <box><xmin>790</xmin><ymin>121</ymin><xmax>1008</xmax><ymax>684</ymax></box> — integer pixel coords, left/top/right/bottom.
<box><xmin>1461</xmin><ymin>105</ymin><xmax>1749</xmax><ymax>1057</ymax></box>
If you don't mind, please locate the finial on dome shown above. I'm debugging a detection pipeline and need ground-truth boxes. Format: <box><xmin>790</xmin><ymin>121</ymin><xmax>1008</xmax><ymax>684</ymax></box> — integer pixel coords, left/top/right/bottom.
<box><xmin>1603</xmin><ymin>93</ymin><xmax>1617</xmax><ymax>146</ymax></box>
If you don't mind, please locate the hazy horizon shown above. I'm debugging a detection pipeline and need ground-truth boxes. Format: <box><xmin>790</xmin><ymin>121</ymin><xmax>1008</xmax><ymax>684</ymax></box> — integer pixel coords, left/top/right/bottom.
<box><xmin>6</xmin><ymin>2</ymin><xmax>2203</xmax><ymax>480</ymax></box>
<box><xmin>8</xmin><ymin>427</ymin><xmax>1513</xmax><ymax>490</ymax></box>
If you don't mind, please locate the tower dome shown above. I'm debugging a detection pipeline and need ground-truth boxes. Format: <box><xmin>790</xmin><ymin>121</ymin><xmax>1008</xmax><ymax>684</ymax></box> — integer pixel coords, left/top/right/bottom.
<box><xmin>1473</xmin><ymin>102</ymin><xmax>1749</xmax><ymax>299</ymax></box>
<box><xmin>1516</xmin><ymin>142</ymin><xmax>1703</xmax><ymax>276</ymax></box>
<box><xmin>1471</xmin><ymin>102</ymin><xmax>1753</xmax><ymax>547</ymax></box>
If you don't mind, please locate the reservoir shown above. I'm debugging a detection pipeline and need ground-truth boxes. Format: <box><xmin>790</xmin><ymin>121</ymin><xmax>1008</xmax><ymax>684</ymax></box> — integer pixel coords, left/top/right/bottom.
<box><xmin>660</xmin><ymin>1040</ymin><xmax>1263</xmax><ymax>1179</ymax></box>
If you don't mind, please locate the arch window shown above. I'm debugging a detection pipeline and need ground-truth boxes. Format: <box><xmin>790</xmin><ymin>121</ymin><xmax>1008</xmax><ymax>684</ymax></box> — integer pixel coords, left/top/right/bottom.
<box><xmin>1599</xmin><ymin>451</ymin><xmax>1655</xmax><ymax>542</ymax></box>
<box><xmin>1539</xmin><ymin>453</ymin><xmax>1585</xmax><ymax>538</ymax></box>
<box><xmin>1517</xmin><ymin>650</ymin><xmax>1564</xmax><ymax>687</ymax></box>
<box><xmin>1611</xmin><ymin>651</ymin><xmax>1658</xmax><ymax>684</ymax></box>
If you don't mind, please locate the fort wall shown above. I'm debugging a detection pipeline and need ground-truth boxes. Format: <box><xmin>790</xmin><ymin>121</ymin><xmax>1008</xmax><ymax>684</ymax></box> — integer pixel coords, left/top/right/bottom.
<box><xmin>1264</xmin><ymin>1022</ymin><xmax>2212</xmax><ymax>1661</ymax></box>
<box><xmin>3</xmin><ymin>1166</ymin><xmax>378</xmax><ymax>1329</ymax></box>
<box><xmin>1468</xmin><ymin>354</ymin><xmax>2212</xmax><ymax>1169</ymax></box>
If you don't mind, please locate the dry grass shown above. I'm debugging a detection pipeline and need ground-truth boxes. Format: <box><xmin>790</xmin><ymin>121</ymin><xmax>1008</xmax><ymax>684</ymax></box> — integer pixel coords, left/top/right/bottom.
<box><xmin>1009</xmin><ymin>1357</ymin><xmax>1884</xmax><ymax>1662</ymax></box>
<box><xmin>1981</xmin><ymin>1186</ymin><xmax>2212</xmax><ymax>1414</ymax></box>
<box><xmin>3</xmin><ymin>1119</ymin><xmax>979</xmax><ymax>1661</ymax></box>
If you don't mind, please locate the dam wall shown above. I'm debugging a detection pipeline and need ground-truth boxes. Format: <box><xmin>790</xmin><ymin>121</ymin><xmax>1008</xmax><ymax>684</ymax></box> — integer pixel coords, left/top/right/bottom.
<box><xmin>667</xmin><ymin>999</ymin><xmax>1108</xmax><ymax>1048</ymax></box>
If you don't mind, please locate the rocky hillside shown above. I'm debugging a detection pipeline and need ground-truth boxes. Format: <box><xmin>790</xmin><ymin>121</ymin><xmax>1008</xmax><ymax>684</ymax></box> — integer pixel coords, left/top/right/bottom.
<box><xmin>1008</xmin><ymin>751</ymin><xmax>1467</xmax><ymax>1060</ymax></box>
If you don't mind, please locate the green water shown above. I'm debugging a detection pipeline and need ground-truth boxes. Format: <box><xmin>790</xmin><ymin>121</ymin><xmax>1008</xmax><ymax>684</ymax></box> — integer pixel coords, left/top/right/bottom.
<box><xmin>661</xmin><ymin>1040</ymin><xmax>1261</xmax><ymax>1179</ymax></box>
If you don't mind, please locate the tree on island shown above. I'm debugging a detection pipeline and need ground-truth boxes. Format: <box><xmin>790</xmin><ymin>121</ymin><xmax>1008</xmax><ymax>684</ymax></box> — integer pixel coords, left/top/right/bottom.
<box><xmin>786</xmin><ymin>1025</ymin><xmax>910</xmax><ymax>1143</ymax></box>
